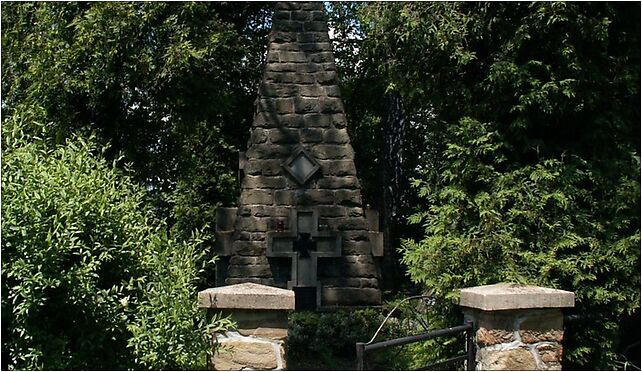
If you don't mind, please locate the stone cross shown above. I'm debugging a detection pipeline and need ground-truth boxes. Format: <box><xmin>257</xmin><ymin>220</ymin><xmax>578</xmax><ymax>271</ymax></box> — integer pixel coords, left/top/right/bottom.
<box><xmin>267</xmin><ymin>208</ymin><xmax>341</xmax><ymax>307</ymax></box>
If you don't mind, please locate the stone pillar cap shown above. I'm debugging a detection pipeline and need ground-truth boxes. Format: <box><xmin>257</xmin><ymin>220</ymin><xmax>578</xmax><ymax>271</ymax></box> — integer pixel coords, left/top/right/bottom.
<box><xmin>198</xmin><ymin>283</ymin><xmax>295</xmax><ymax>310</ymax></box>
<box><xmin>459</xmin><ymin>283</ymin><xmax>574</xmax><ymax>311</ymax></box>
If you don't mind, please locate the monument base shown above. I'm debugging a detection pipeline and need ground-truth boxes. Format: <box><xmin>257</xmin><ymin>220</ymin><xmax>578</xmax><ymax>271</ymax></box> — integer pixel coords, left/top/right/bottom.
<box><xmin>293</xmin><ymin>286</ymin><xmax>317</xmax><ymax>310</ymax></box>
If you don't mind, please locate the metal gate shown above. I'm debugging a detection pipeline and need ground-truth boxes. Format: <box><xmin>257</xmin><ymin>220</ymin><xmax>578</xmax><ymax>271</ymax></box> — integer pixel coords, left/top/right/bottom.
<box><xmin>354</xmin><ymin>296</ymin><xmax>475</xmax><ymax>371</ymax></box>
<box><xmin>355</xmin><ymin>321</ymin><xmax>475</xmax><ymax>370</ymax></box>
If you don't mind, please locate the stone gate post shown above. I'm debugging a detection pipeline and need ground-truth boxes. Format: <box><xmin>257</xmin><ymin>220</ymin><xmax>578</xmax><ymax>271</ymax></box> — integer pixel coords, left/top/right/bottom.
<box><xmin>458</xmin><ymin>283</ymin><xmax>575</xmax><ymax>370</ymax></box>
<box><xmin>198</xmin><ymin>283</ymin><xmax>295</xmax><ymax>370</ymax></box>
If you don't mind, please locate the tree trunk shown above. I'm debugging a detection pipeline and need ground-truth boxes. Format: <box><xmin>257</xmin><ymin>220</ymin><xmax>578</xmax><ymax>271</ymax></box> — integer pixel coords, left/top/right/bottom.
<box><xmin>381</xmin><ymin>91</ymin><xmax>406</xmax><ymax>290</ymax></box>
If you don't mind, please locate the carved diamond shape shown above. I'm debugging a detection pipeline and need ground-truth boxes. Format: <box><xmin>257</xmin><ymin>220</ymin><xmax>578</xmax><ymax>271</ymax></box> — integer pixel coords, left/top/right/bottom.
<box><xmin>283</xmin><ymin>147</ymin><xmax>320</xmax><ymax>185</ymax></box>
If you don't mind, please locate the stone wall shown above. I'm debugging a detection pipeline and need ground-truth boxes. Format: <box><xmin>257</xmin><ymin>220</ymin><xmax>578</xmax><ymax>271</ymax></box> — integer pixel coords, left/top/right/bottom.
<box><xmin>459</xmin><ymin>283</ymin><xmax>575</xmax><ymax>371</ymax></box>
<box><xmin>198</xmin><ymin>283</ymin><xmax>294</xmax><ymax>371</ymax></box>
<box><xmin>219</xmin><ymin>1</ymin><xmax>382</xmax><ymax>307</ymax></box>
<box><xmin>467</xmin><ymin>309</ymin><xmax>564</xmax><ymax>370</ymax></box>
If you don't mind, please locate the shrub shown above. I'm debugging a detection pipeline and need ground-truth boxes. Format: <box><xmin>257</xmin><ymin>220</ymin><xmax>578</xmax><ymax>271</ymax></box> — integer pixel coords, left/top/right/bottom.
<box><xmin>1</xmin><ymin>118</ymin><xmax>232</xmax><ymax>370</ymax></box>
<box><xmin>401</xmin><ymin>117</ymin><xmax>640</xmax><ymax>369</ymax></box>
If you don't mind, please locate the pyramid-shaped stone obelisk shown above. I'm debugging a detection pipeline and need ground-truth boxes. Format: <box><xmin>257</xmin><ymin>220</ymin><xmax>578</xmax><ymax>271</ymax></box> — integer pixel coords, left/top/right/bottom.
<box><xmin>215</xmin><ymin>1</ymin><xmax>382</xmax><ymax>308</ymax></box>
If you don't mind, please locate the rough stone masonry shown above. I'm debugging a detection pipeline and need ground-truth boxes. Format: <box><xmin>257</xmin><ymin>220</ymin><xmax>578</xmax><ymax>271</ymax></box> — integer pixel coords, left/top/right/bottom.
<box><xmin>214</xmin><ymin>1</ymin><xmax>383</xmax><ymax>308</ymax></box>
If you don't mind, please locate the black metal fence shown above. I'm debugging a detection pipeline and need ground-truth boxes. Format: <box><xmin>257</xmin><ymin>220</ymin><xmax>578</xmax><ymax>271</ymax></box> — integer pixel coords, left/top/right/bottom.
<box><xmin>355</xmin><ymin>321</ymin><xmax>476</xmax><ymax>371</ymax></box>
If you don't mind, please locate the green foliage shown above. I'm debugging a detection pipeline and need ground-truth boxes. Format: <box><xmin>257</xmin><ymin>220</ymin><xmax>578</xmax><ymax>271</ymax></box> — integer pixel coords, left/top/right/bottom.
<box><xmin>286</xmin><ymin>302</ymin><xmax>467</xmax><ymax>371</ymax></box>
<box><xmin>1</xmin><ymin>120</ymin><xmax>231</xmax><ymax>370</ymax></box>
<box><xmin>361</xmin><ymin>2</ymin><xmax>640</xmax><ymax>369</ymax></box>
<box><xmin>287</xmin><ymin>309</ymin><xmax>383</xmax><ymax>370</ymax></box>
<box><xmin>1</xmin><ymin>2</ymin><xmax>272</xmax><ymax>240</ymax></box>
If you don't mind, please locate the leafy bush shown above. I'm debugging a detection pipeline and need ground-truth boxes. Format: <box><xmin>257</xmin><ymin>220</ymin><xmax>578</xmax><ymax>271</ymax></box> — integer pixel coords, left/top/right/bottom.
<box><xmin>401</xmin><ymin>117</ymin><xmax>640</xmax><ymax>369</ymax></box>
<box><xmin>286</xmin><ymin>302</ymin><xmax>469</xmax><ymax>371</ymax></box>
<box><xmin>360</xmin><ymin>2</ymin><xmax>640</xmax><ymax>369</ymax></box>
<box><xmin>287</xmin><ymin>309</ymin><xmax>387</xmax><ymax>370</ymax></box>
<box><xmin>1</xmin><ymin>118</ymin><xmax>231</xmax><ymax>370</ymax></box>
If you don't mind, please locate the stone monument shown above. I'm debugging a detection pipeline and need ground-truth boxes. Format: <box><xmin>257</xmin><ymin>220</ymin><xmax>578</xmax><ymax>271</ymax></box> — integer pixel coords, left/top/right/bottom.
<box><xmin>214</xmin><ymin>1</ymin><xmax>383</xmax><ymax>309</ymax></box>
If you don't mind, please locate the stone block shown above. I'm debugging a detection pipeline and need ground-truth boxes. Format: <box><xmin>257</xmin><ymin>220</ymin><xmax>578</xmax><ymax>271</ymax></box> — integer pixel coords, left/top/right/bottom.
<box><xmin>325</xmin><ymin>217</ymin><xmax>368</xmax><ymax>231</ymax></box>
<box><xmin>299</xmin><ymin>190</ymin><xmax>334</xmax><ymax>205</ymax></box>
<box><xmin>238</xmin><ymin>327</ymin><xmax>288</xmax><ymax>340</ymax></box>
<box><xmin>346</xmin><ymin>207</ymin><xmax>364</xmax><ymax>217</ymax></box>
<box><xmin>311</xmin><ymin>11</ymin><xmax>325</xmax><ymax>21</ymax></box>
<box><xmin>324</xmin><ymin>85</ymin><xmax>342</xmax><ymax>97</ymax></box>
<box><xmin>270</xmin><ymin>31</ymin><xmax>297</xmax><ymax>43</ymax></box>
<box><xmin>212</xmin><ymin>336</ymin><xmax>280</xmax><ymax>370</ymax></box>
<box><xmin>319</xmin><ymin>160</ymin><xmax>357</xmax><ymax>176</ymax></box>
<box><xmin>301</xmin><ymin>2</ymin><xmax>323</xmax><ymax>11</ymax></box>
<box><xmin>226</xmin><ymin>277</ymin><xmax>276</xmax><ymax>287</ymax></box>
<box><xmin>250</xmin><ymin>206</ymin><xmax>292</xmax><ymax>218</ymax></box>
<box><xmin>251</xmin><ymin>232</ymin><xmax>267</xmax><ymax>241</ymax></box>
<box><xmin>477</xmin><ymin>347</ymin><xmax>537</xmax><ymax>371</ymax></box>
<box><xmin>246</xmin><ymin>144</ymin><xmax>292</xmax><ymax>159</ymax></box>
<box><xmin>303</xmin><ymin>113</ymin><xmax>331</xmax><ymax>127</ymax></box>
<box><xmin>199</xmin><ymin>283</ymin><xmax>295</xmax><ymax>310</ymax></box>
<box><xmin>369</xmin><ymin>232</ymin><xmax>384</xmax><ymax>256</ymax></box>
<box><xmin>290</xmin><ymin>10</ymin><xmax>312</xmax><ymax>22</ymax></box>
<box><xmin>303</xmin><ymin>21</ymin><xmax>328</xmax><ymax>32</ymax></box>
<box><xmin>316</xmin><ymin>176</ymin><xmax>359</xmax><ymax>189</ymax></box>
<box><xmin>258</xmin><ymin>98</ymin><xmax>294</xmax><ymax>114</ymax></box>
<box><xmin>274</xmin><ymin>190</ymin><xmax>295</xmax><ymax>206</ymax></box>
<box><xmin>229</xmin><ymin>256</ymin><xmax>267</xmax><ymax>266</ymax></box>
<box><xmin>243</xmin><ymin>159</ymin><xmax>283</xmax><ymax>176</ymax></box>
<box><xmin>342</xmin><ymin>240</ymin><xmax>371</xmax><ymax>255</ymax></box>
<box><xmin>459</xmin><ymin>283</ymin><xmax>575</xmax><ymax>311</ymax></box>
<box><xmin>242</xmin><ymin>175</ymin><xmax>287</xmax><ymax>189</ymax></box>
<box><xmin>323</xmin><ymin>128</ymin><xmax>350</xmax><ymax>144</ymax></box>
<box><xmin>239</xmin><ymin>206</ymin><xmax>252</xmax><ymax>217</ymax></box>
<box><xmin>297</xmin><ymin>32</ymin><xmax>330</xmax><ymax>43</ymax></box>
<box><xmin>265</xmin><ymin>71</ymin><xmax>316</xmax><ymax>84</ymax></box>
<box><xmin>300</xmin><ymin>128</ymin><xmax>323</xmax><ymax>143</ymax></box>
<box><xmin>239</xmin><ymin>190</ymin><xmax>273</xmax><ymax>205</ymax></box>
<box><xmin>316</xmin><ymin>71</ymin><xmax>337</xmax><ymax>85</ymax></box>
<box><xmin>237</xmin><ymin>217</ymin><xmax>269</xmax><ymax>232</ymax></box>
<box><xmin>320</xmin><ymin>97</ymin><xmax>344</xmax><ymax>113</ymax></box>
<box><xmin>273</xmin><ymin>10</ymin><xmax>290</xmax><ymax>20</ymax></box>
<box><xmin>272</xmin><ymin>19</ymin><xmax>304</xmax><ymax>32</ymax></box>
<box><xmin>360</xmin><ymin>278</ymin><xmax>380</xmax><ymax>288</ymax></box>
<box><xmin>519</xmin><ymin>329</ymin><xmax>564</xmax><ymax>344</ymax></box>
<box><xmin>317</xmin><ymin>205</ymin><xmax>346</xmax><ymax>218</ymax></box>
<box><xmin>268</xmin><ymin>128</ymin><xmax>299</xmax><ymax>144</ymax></box>
<box><xmin>216</xmin><ymin>208</ymin><xmax>238</xmax><ymax>231</ymax></box>
<box><xmin>322</xmin><ymin>287</ymin><xmax>382</xmax><ymax>306</ymax></box>
<box><xmin>299</xmin><ymin>42</ymin><xmax>332</xmax><ymax>53</ymax></box>
<box><xmin>476</xmin><ymin>327</ymin><xmax>516</xmax><ymax>346</ymax></box>
<box><xmin>275</xmin><ymin>2</ymin><xmax>301</xmax><ymax>10</ymax></box>
<box><xmin>250</xmin><ymin>129</ymin><xmax>268</xmax><ymax>144</ymax></box>
<box><xmin>334</xmin><ymin>190</ymin><xmax>362</xmax><ymax>206</ymax></box>
<box><xmin>232</xmin><ymin>240</ymin><xmax>265</xmax><ymax>256</ymax></box>
<box><xmin>237</xmin><ymin>231</ymin><xmax>252</xmax><ymax>241</ymax></box>
<box><xmin>214</xmin><ymin>232</ymin><xmax>234</xmax><ymax>256</ymax></box>
<box><xmin>331</xmin><ymin>113</ymin><xmax>348</xmax><ymax>128</ymax></box>
<box><xmin>225</xmin><ymin>309</ymin><xmax>289</xmax><ymax>340</ymax></box>
<box><xmin>322</xmin><ymin>277</ymin><xmax>361</xmax><ymax>288</ymax></box>
<box><xmin>342</xmin><ymin>230</ymin><xmax>370</xmax><ymax>241</ymax></box>
<box><xmin>298</xmin><ymin>84</ymin><xmax>325</xmax><ymax>97</ymax></box>
<box><xmin>253</xmin><ymin>112</ymin><xmax>279</xmax><ymax>128</ymax></box>
<box><xmin>323</xmin><ymin>258</ymin><xmax>378</xmax><ymax>278</ymax></box>
<box><xmin>309</xmin><ymin>52</ymin><xmax>334</xmax><ymax>63</ymax></box>
<box><xmin>226</xmin><ymin>264</ymin><xmax>272</xmax><ymax>278</ymax></box>
<box><xmin>258</xmin><ymin>83</ymin><xmax>298</xmax><ymax>98</ymax></box>
<box><xmin>536</xmin><ymin>343</ymin><xmax>563</xmax><ymax>364</ymax></box>
<box><xmin>264</xmin><ymin>61</ymin><xmax>297</xmax><ymax>71</ymax></box>
<box><xmin>276</xmin><ymin>114</ymin><xmax>305</xmax><ymax>128</ymax></box>
<box><xmin>294</xmin><ymin>97</ymin><xmax>320</xmax><ymax>113</ymax></box>
<box><xmin>365</xmin><ymin>209</ymin><xmax>379</xmax><ymax>231</ymax></box>
<box><xmin>312</xmin><ymin>144</ymin><xmax>354</xmax><ymax>160</ymax></box>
